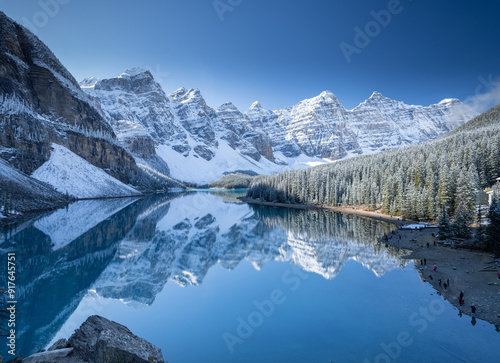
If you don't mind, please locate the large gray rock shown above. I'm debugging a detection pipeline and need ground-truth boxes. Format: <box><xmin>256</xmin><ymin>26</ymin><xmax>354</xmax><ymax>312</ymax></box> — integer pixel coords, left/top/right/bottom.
<box><xmin>68</xmin><ymin>315</ymin><xmax>164</xmax><ymax>363</ymax></box>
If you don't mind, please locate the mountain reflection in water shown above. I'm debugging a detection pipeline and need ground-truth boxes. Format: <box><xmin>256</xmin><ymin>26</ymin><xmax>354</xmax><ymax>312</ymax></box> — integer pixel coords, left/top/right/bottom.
<box><xmin>0</xmin><ymin>191</ymin><xmax>407</xmax><ymax>357</ymax></box>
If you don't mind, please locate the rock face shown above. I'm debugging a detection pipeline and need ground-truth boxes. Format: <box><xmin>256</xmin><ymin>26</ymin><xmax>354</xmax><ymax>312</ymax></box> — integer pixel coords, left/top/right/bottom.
<box><xmin>22</xmin><ymin>315</ymin><xmax>165</xmax><ymax>363</ymax></box>
<box><xmin>0</xmin><ymin>11</ymin><xmax>143</xmax><ymax>189</ymax></box>
<box><xmin>82</xmin><ymin>70</ymin><xmax>477</xmax><ymax>184</ymax></box>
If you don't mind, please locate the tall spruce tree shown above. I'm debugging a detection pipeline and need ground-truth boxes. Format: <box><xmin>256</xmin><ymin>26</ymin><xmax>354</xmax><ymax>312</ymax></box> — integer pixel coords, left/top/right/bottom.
<box><xmin>486</xmin><ymin>196</ymin><xmax>500</xmax><ymax>253</ymax></box>
<box><xmin>438</xmin><ymin>205</ymin><xmax>452</xmax><ymax>240</ymax></box>
<box><xmin>452</xmin><ymin>170</ymin><xmax>476</xmax><ymax>237</ymax></box>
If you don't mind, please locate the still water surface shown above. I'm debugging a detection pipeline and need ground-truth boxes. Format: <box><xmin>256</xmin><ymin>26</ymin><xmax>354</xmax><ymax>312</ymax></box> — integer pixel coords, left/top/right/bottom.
<box><xmin>1</xmin><ymin>191</ymin><xmax>499</xmax><ymax>362</ymax></box>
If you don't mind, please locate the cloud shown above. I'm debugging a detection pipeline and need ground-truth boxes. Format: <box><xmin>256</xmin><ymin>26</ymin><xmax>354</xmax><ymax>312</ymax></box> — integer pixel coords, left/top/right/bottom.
<box><xmin>465</xmin><ymin>75</ymin><xmax>500</xmax><ymax>113</ymax></box>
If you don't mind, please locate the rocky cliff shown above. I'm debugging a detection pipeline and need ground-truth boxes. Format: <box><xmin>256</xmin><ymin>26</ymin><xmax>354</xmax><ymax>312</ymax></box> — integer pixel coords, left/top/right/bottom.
<box><xmin>0</xmin><ymin>11</ymin><xmax>148</xmax><ymax>192</ymax></box>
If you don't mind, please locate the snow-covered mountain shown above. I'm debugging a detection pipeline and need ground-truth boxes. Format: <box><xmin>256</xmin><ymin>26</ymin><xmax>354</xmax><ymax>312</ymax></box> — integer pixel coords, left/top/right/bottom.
<box><xmin>255</xmin><ymin>91</ymin><xmax>477</xmax><ymax>159</ymax></box>
<box><xmin>82</xmin><ymin>69</ymin><xmax>477</xmax><ymax>185</ymax></box>
<box><xmin>0</xmin><ymin>11</ymin><xmax>165</xmax><ymax>203</ymax></box>
<box><xmin>0</xmin><ymin>8</ymin><xmax>479</xmax><ymax>196</ymax></box>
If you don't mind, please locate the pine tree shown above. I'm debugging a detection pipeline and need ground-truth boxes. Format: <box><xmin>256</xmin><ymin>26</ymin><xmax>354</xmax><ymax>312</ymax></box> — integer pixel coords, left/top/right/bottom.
<box><xmin>473</xmin><ymin>205</ymin><xmax>487</xmax><ymax>249</ymax></box>
<box><xmin>486</xmin><ymin>196</ymin><xmax>500</xmax><ymax>253</ymax></box>
<box><xmin>438</xmin><ymin>205</ymin><xmax>452</xmax><ymax>240</ymax></box>
<box><xmin>452</xmin><ymin>170</ymin><xmax>476</xmax><ymax>237</ymax></box>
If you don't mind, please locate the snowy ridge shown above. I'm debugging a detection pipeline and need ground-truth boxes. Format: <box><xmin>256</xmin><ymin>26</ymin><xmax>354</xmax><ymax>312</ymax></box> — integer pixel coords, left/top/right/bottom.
<box><xmin>81</xmin><ymin>70</ymin><xmax>477</xmax><ymax>185</ymax></box>
<box><xmin>32</xmin><ymin>144</ymin><xmax>139</xmax><ymax>198</ymax></box>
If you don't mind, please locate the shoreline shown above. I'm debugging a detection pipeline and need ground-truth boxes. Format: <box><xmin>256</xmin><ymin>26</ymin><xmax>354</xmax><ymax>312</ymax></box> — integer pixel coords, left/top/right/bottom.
<box><xmin>241</xmin><ymin>197</ymin><xmax>500</xmax><ymax>329</ymax></box>
<box><xmin>383</xmin><ymin>227</ymin><xmax>500</xmax><ymax>329</ymax></box>
<box><xmin>240</xmin><ymin>197</ymin><xmax>408</xmax><ymax>225</ymax></box>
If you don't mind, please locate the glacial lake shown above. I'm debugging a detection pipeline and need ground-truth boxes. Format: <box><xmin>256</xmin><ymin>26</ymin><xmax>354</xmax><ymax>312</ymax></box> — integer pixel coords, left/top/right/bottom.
<box><xmin>1</xmin><ymin>191</ymin><xmax>499</xmax><ymax>362</ymax></box>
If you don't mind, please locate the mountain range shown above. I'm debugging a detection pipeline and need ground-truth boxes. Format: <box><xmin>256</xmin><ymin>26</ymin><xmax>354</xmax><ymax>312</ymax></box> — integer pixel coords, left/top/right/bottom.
<box><xmin>0</xmin><ymin>10</ymin><xmax>478</xmax><ymax>204</ymax></box>
<box><xmin>81</xmin><ymin>68</ymin><xmax>477</xmax><ymax>185</ymax></box>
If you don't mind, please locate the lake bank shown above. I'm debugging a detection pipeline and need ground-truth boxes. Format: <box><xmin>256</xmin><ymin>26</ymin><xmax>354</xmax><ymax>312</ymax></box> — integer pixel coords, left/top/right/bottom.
<box><xmin>382</xmin><ymin>227</ymin><xmax>500</xmax><ymax>329</ymax></box>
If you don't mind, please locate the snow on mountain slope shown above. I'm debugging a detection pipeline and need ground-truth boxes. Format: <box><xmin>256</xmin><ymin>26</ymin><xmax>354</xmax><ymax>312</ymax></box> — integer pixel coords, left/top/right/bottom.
<box><xmin>156</xmin><ymin>140</ymin><xmax>316</xmax><ymax>185</ymax></box>
<box><xmin>81</xmin><ymin>69</ymin><xmax>477</xmax><ymax>185</ymax></box>
<box><xmin>34</xmin><ymin>198</ymin><xmax>138</xmax><ymax>250</ymax></box>
<box><xmin>81</xmin><ymin>69</ymin><xmax>326</xmax><ymax>184</ymax></box>
<box><xmin>32</xmin><ymin>144</ymin><xmax>140</xmax><ymax>198</ymax></box>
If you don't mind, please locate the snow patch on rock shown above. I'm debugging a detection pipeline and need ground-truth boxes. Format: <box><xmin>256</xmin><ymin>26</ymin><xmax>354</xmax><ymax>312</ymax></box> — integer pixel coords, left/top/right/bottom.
<box><xmin>32</xmin><ymin>144</ymin><xmax>139</xmax><ymax>198</ymax></box>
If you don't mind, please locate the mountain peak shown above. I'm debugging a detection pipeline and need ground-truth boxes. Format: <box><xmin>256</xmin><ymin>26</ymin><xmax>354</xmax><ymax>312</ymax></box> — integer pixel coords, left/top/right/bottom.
<box><xmin>438</xmin><ymin>98</ymin><xmax>461</xmax><ymax>105</ymax></box>
<box><xmin>361</xmin><ymin>91</ymin><xmax>393</xmax><ymax>105</ymax></box>
<box><xmin>249</xmin><ymin>101</ymin><xmax>263</xmax><ymax>110</ymax></box>
<box><xmin>217</xmin><ymin>101</ymin><xmax>239</xmax><ymax>112</ymax></box>
<box><xmin>370</xmin><ymin>91</ymin><xmax>384</xmax><ymax>99</ymax></box>
<box><xmin>79</xmin><ymin>77</ymin><xmax>99</xmax><ymax>89</ymax></box>
<box><xmin>173</xmin><ymin>87</ymin><xmax>186</xmax><ymax>94</ymax></box>
<box><xmin>170</xmin><ymin>88</ymin><xmax>204</xmax><ymax>104</ymax></box>
<box><xmin>119</xmin><ymin>67</ymin><xmax>151</xmax><ymax>78</ymax></box>
<box><xmin>319</xmin><ymin>90</ymin><xmax>337</xmax><ymax>99</ymax></box>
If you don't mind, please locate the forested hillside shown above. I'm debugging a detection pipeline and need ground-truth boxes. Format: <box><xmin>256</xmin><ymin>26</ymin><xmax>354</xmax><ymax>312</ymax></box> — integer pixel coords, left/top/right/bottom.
<box><xmin>247</xmin><ymin>105</ymin><xmax>500</xmax><ymax>223</ymax></box>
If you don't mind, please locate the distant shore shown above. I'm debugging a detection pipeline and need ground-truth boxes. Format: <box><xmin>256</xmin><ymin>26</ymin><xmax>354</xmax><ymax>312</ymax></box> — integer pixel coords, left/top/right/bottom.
<box><xmin>241</xmin><ymin>197</ymin><xmax>500</xmax><ymax>329</ymax></box>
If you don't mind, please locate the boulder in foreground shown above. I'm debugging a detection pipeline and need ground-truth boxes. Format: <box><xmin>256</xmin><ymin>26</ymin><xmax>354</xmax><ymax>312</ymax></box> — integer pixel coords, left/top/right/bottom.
<box><xmin>22</xmin><ymin>315</ymin><xmax>164</xmax><ymax>363</ymax></box>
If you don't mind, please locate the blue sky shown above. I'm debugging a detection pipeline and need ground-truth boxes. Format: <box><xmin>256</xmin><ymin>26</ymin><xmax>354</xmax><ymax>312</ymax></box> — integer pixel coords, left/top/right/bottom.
<box><xmin>2</xmin><ymin>0</ymin><xmax>499</xmax><ymax>111</ymax></box>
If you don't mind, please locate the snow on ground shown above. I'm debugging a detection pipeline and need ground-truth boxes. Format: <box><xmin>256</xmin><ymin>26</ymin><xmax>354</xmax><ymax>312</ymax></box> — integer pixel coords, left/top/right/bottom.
<box><xmin>32</xmin><ymin>143</ymin><xmax>139</xmax><ymax>198</ymax></box>
<box><xmin>34</xmin><ymin>198</ymin><xmax>138</xmax><ymax>250</ymax></box>
<box><xmin>156</xmin><ymin>140</ymin><xmax>330</xmax><ymax>185</ymax></box>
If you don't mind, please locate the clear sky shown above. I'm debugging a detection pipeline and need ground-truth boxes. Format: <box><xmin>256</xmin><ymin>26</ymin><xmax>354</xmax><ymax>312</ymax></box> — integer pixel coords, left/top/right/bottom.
<box><xmin>2</xmin><ymin>0</ymin><xmax>499</xmax><ymax>112</ymax></box>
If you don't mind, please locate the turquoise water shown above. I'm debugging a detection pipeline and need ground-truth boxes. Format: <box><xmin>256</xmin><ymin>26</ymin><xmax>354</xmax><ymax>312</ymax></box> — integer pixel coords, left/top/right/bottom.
<box><xmin>1</xmin><ymin>191</ymin><xmax>499</xmax><ymax>362</ymax></box>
